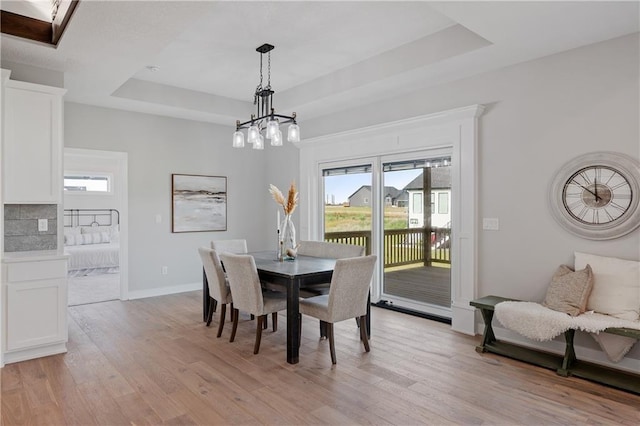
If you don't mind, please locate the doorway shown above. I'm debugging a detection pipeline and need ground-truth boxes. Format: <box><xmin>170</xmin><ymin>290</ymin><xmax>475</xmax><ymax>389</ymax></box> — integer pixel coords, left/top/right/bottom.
<box><xmin>63</xmin><ymin>148</ymin><xmax>128</xmax><ymax>305</ymax></box>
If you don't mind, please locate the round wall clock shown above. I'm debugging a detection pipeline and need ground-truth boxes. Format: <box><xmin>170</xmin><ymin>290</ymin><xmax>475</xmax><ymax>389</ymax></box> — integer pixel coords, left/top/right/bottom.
<box><xmin>549</xmin><ymin>151</ymin><xmax>640</xmax><ymax>240</ymax></box>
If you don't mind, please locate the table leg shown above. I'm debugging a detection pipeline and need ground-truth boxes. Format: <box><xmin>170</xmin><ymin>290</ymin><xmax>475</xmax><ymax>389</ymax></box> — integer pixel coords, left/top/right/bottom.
<box><xmin>286</xmin><ymin>277</ymin><xmax>300</xmax><ymax>364</ymax></box>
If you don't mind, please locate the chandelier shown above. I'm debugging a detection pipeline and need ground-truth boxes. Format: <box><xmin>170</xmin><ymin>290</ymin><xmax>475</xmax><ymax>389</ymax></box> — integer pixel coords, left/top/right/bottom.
<box><xmin>233</xmin><ymin>43</ymin><xmax>300</xmax><ymax>149</ymax></box>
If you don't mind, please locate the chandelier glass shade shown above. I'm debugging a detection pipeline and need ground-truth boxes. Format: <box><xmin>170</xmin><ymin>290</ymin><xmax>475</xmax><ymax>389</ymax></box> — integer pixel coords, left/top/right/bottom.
<box><xmin>233</xmin><ymin>43</ymin><xmax>300</xmax><ymax>150</ymax></box>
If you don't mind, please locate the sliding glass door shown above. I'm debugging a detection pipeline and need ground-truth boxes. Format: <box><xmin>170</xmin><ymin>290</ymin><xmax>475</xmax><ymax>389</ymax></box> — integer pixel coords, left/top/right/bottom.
<box><xmin>320</xmin><ymin>150</ymin><xmax>452</xmax><ymax>319</ymax></box>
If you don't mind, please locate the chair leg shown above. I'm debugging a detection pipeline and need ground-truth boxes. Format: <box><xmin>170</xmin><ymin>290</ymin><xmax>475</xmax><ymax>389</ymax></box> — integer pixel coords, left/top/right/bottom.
<box><xmin>327</xmin><ymin>323</ymin><xmax>337</xmax><ymax>364</ymax></box>
<box><xmin>254</xmin><ymin>315</ymin><xmax>264</xmax><ymax>354</ymax></box>
<box><xmin>230</xmin><ymin>303</ymin><xmax>234</xmax><ymax>321</ymax></box>
<box><xmin>359</xmin><ymin>316</ymin><xmax>370</xmax><ymax>352</ymax></box>
<box><xmin>212</xmin><ymin>298</ymin><xmax>218</xmax><ymax>313</ymax></box>
<box><xmin>319</xmin><ymin>321</ymin><xmax>328</xmax><ymax>339</ymax></box>
<box><xmin>206</xmin><ymin>297</ymin><xmax>215</xmax><ymax>327</ymax></box>
<box><xmin>216</xmin><ymin>304</ymin><xmax>226</xmax><ymax>338</ymax></box>
<box><xmin>230</xmin><ymin>308</ymin><xmax>239</xmax><ymax>342</ymax></box>
<box><xmin>272</xmin><ymin>312</ymin><xmax>278</xmax><ymax>332</ymax></box>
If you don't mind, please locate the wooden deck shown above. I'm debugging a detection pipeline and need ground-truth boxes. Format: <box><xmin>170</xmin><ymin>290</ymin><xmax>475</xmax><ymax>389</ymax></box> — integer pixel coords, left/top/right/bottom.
<box><xmin>383</xmin><ymin>264</ymin><xmax>451</xmax><ymax>307</ymax></box>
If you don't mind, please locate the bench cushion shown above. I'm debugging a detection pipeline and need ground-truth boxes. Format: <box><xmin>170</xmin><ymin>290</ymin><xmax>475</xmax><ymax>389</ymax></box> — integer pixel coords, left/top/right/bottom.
<box><xmin>575</xmin><ymin>252</ymin><xmax>640</xmax><ymax>321</ymax></box>
<box><xmin>542</xmin><ymin>264</ymin><xmax>593</xmax><ymax>316</ymax></box>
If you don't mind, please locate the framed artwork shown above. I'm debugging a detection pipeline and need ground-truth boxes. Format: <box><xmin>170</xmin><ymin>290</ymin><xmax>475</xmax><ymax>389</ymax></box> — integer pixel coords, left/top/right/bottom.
<box><xmin>172</xmin><ymin>174</ymin><xmax>227</xmax><ymax>233</ymax></box>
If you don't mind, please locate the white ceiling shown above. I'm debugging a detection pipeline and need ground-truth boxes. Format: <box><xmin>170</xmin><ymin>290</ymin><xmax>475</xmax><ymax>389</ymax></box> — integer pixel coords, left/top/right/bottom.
<box><xmin>1</xmin><ymin>1</ymin><xmax>638</xmax><ymax>127</ymax></box>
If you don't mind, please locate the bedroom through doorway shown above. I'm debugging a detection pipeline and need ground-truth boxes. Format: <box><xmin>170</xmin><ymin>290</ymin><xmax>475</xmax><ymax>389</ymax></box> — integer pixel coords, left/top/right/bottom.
<box><xmin>63</xmin><ymin>149</ymin><xmax>128</xmax><ymax>306</ymax></box>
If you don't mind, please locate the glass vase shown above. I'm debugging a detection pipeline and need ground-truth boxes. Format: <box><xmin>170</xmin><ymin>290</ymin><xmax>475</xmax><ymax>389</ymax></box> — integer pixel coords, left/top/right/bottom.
<box><xmin>279</xmin><ymin>214</ymin><xmax>297</xmax><ymax>259</ymax></box>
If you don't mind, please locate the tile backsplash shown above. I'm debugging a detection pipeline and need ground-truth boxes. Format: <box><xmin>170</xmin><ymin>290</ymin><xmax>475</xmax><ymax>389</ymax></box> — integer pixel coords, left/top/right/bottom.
<box><xmin>4</xmin><ymin>204</ymin><xmax>58</xmax><ymax>252</ymax></box>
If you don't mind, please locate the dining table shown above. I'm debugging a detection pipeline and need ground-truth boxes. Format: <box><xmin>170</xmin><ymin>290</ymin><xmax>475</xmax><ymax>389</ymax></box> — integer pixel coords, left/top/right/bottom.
<box><xmin>203</xmin><ymin>250</ymin><xmax>371</xmax><ymax>364</ymax></box>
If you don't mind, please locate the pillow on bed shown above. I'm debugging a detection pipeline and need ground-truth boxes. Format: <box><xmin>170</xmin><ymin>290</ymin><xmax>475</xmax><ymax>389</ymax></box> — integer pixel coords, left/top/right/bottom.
<box><xmin>575</xmin><ymin>252</ymin><xmax>640</xmax><ymax>321</ymax></box>
<box><xmin>542</xmin><ymin>264</ymin><xmax>593</xmax><ymax>316</ymax></box>
<box><xmin>64</xmin><ymin>234</ymin><xmax>78</xmax><ymax>246</ymax></box>
<box><xmin>79</xmin><ymin>232</ymin><xmax>110</xmax><ymax>245</ymax></box>
<box><xmin>81</xmin><ymin>226</ymin><xmax>119</xmax><ymax>242</ymax></box>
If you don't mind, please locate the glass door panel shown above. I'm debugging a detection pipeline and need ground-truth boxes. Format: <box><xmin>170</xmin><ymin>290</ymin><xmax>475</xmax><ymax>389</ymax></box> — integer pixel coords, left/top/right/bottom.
<box><xmin>382</xmin><ymin>156</ymin><xmax>452</xmax><ymax>318</ymax></box>
<box><xmin>322</xmin><ymin>164</ymin><xmax>372</xmax><ymax>253</ymax></box>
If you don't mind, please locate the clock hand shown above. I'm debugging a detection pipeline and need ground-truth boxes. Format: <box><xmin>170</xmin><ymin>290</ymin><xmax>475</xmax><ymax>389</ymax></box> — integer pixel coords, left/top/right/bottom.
<box><xmin>572</xmin><ymin>181</ymin><xmax>600</xmax><ymax>201</ymax></box>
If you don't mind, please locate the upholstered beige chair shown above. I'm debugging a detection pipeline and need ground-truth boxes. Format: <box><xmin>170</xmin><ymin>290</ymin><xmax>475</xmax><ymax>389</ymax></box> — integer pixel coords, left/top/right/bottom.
<box><xmin>219</xmin><ymin>253</ymin><xmax>287</xmax><ymax>354</ymax></box>
<box><xmin>207</xmin><ymin>239</ymin><xmax>247</xmax><ymax>314</ymax></box>
<box><xmin>299</xmin><ymin>255</ymin><xmax>377</xmax><ymax>364</ymax></box>
<box><xmin>211</xmin><ymin>239</ymin><xmax>248</xmax><ymax>254</ymax></box>
<box><xmin>297</xmin><ymin>240</ymin><xmax>365</xmax><ymax>296</ymax></box>
<box><xmin>198</xmin><ymin>247</ymin><xmax>233</xmax><ymax>337</ymax></box>
<box><xmin>297</xmin><ymin>240</ymin><xmax>365</xmax><ymax>259</ymax></box>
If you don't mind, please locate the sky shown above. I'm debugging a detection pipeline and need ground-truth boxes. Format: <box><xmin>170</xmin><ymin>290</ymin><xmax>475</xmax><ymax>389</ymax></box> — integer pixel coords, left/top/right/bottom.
<box><xmin>324</xmin><ymin>169</ymin><xmax>421</xmax><ymax>204</ymax></box>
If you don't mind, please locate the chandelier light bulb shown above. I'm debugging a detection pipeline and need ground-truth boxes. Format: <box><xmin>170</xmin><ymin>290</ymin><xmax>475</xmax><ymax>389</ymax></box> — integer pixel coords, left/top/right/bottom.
<box><xmin>287</xmin><ymin>123</ymin><xmax>300</xmax><ymax>143</ymax></box>
<box><xmin>266</xmin><ymin>119</ymin><xmax>279</xmax><ymax>140</ymax></box>
<box><xmin>253</xmin><ymin>134</ymin><xmax>265</xmax><ymax>150</ymax></box>
<box><xmin>247</xmin><ymin>125</ymin><xmax>260</xmax><ymax>144</ymax></box>
<box><xmin>271</xmin><ymin>129</ymin><xmax>283</xmax><ymax>146</ymax></box>
<box><xmin>232</xmin><ymin>131</ymin><xmax>245</xmax><ymax>148</ymax></box>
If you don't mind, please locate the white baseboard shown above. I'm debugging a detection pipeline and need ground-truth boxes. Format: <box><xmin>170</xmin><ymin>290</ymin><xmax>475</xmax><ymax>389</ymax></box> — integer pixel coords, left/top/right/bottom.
<box><xmin>3</xmin><ymin>342</ymin><xmax>67</xmax><ymax>365</ymax></box>
<box><xmin>127</xmin><ymin>282</ymin><xmax>201</xmax><ymax>300</ymax></box>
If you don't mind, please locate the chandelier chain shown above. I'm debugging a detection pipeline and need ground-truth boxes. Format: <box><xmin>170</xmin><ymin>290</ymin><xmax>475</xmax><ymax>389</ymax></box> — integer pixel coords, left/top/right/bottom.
<box><xmin>266</xmin><ymin>51</ymin><xmax>271</xmax><ymax>90</ymax></box>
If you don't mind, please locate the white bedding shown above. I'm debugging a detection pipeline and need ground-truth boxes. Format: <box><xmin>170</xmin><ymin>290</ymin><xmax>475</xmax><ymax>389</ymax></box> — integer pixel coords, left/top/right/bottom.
<box><xmin>65</xmin><ymin>242</ymin><xmax>120</xmax><ymax>271</ymax></box>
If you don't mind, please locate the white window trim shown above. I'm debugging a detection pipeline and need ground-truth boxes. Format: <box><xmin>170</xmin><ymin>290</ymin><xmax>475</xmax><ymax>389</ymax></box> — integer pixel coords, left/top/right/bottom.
<box><xmin>64</xmin><ymin>171</ymin><xmax>114</xmax><ymax>194</ymax></box>
<box><xmin>294</xmin><ymin>104</ymin><xmax>485</xmax><ymax>335</ymax></box>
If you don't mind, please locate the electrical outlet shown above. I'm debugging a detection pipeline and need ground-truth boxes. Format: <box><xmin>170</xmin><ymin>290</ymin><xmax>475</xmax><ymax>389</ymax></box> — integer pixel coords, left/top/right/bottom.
<box><xmin>38</xmin><ymin>219</ymin><xmax>48</xmax><ymax>232</ymax></box>
<box><xmin>161</xmin><ymin>266</ymin><xmax>168</xmax><ymax>275</ymax></box>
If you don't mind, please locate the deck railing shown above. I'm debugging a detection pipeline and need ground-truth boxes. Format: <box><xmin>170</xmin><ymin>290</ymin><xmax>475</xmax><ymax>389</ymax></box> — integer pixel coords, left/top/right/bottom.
<box><xmin>324</xmin><ymin>227</ymin><xmax>450</xmax><ymax>267</ymax></box>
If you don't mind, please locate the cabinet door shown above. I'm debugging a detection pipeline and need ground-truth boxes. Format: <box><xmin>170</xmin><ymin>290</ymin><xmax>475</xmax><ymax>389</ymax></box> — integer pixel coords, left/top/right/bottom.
<box><xmin>6</xmin><ymin>278</ymin><xmax>67</xmax><ymax>351</ymax></box>
<box><xmin>3</xmin><ymin>86</ymin><xmax>62</xmax><ymax>203</ymax></box>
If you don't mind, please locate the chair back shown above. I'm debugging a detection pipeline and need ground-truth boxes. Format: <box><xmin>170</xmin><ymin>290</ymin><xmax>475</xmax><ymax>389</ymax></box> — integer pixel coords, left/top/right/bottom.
<box><xmin>198</xmin><ymin>247</ymin><xmax>231</xmax><ymax>303</ymax></box>
<box><xmin>211</xmin><ymin>239</ymin><xmax>248</xmax><ymax>254</ymax></box>
<box><xmin>297</xmin><ymin>240</ymin><xmax>364</xmax><ymax>259</ymax></box>
<box><xmin>327</xmin><ymin>255</ymin><xmax>377</xmax><ymax>322</ymax></box>
<box><xmin>219</xmin><ymin>253</ymin><xmax>263</xmax><ymax>316</ymax></box>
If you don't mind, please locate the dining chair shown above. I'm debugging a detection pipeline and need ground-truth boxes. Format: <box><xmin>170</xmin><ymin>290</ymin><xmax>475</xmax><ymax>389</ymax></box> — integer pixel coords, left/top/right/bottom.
<box><xmin>219</xmin><ymin>252</ymin><xmax>287</xmax><ymax>354</ymax></box>
<box><xmin>207</xmin><ymin>239</ymin><xmax>248</xmax><ymax>314</ymax></box>
<box><xmin>297</xmin><ymin>240</ymin><xmax>365</xmax><ymax>296</ymax></box>
<box><xmin>299</xmin><ymin>254</ymin><xmax>377</xmax><ymax>364</ymax></box>
<box><xmin>211</xmin><ymin>239</ymin><xmax>248</xmax><ymax>254</ymax></box>
<box><xmin>198</xmin><ymin>247</ymin><xmax>233</xmax><ymax>337</ymax></box>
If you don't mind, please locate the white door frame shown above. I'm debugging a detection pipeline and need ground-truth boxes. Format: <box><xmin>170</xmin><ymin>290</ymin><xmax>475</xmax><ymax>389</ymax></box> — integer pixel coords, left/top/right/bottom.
<box><xmin>295</xmin><ymin>105</ymin><xmax>484</xmax><ymax>334</ymax></box>
<box><xmin>63</xmin><ymin>148</ymin><xmax>129</xmax><ymax>300</ymax></box>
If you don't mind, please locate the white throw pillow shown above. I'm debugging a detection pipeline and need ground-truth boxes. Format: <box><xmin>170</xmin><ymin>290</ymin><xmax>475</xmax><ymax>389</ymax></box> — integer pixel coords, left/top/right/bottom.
<box><xmin>575</xmin><ymin>252</ymin><xmax>640</xmax><ymax>321</ymax></box>
<box><xmin>64</xmin><ymin>234</ymin><xmax>77</xmax><ymax>246</ymax></box>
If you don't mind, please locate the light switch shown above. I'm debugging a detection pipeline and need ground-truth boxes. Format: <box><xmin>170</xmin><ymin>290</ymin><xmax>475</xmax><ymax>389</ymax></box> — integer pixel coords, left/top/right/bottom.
<box><xmin>38</xmin><ymin>219</ymin><xmax>48</xmax><ymax>232</ymax></box>
<box><xmin>483</xmin><ymin>218</ymin><xmax>499</xmax><ymax>231</ymax></box>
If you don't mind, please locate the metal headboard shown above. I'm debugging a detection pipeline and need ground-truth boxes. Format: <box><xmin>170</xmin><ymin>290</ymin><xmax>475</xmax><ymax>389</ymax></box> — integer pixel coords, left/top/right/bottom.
<box><xmin>64</xmin><ymin>209</ymin><xmax>120</xmax><ymax>228</ymax></box>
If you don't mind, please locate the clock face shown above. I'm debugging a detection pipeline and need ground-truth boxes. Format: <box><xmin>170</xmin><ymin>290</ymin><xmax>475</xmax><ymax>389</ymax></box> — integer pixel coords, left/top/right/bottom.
<box><xmin>549</xmin><ymin>152</ymin><xmax>640</xmax><ymax>240</ymax></box>
<box><xmin>562</xmin><ymin>166</ymin><xmax>632</xmax><ymax>225</ymax></box>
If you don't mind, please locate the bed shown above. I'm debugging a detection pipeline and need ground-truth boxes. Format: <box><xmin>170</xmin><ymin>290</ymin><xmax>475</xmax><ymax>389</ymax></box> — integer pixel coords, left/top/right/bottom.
<box><xmin>64</xmin><ymin>209</ymin><xmax>120</xmax><ymax>277</ymax></box>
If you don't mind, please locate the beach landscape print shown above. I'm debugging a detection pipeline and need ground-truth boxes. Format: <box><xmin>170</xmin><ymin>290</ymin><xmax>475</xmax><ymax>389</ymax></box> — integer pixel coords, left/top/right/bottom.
<box><xmin>172</xmin><ymin>174</ymin><xmax>227</xmax><ymax>232</ymax></box>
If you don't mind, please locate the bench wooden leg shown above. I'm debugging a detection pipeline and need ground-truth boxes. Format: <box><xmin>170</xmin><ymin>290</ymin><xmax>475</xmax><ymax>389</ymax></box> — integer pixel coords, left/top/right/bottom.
<box><xmin>476</xmin><ymin>308</ymin><xmax>496</xmax><ymax>353</ymax></box>
<box><xmin>558</xmin><ymin>329</ymin><xmax>576</xmax><ymax>377</ymax></box>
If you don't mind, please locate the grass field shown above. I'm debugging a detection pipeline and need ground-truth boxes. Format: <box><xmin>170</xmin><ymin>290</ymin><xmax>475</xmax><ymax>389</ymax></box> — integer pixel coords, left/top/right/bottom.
<box><xmin>324</xmin><ymin>205</ymin><xmax>408</xmax><ymax>232</ymax></box>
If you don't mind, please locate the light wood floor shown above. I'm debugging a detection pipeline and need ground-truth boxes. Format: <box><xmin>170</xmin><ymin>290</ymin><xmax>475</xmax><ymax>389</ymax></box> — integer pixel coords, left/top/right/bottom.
<box><xmin>2</xmin><ymin>291</ymin><xmax>638</xmax><ymax>425</ymax></box>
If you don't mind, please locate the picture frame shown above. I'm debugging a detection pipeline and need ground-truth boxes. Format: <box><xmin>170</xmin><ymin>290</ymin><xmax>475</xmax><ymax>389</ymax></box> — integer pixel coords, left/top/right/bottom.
<box><xmin>171</xmin><ymin>174</ymin><xmax>227</xmax><ymax>233</ymax></box>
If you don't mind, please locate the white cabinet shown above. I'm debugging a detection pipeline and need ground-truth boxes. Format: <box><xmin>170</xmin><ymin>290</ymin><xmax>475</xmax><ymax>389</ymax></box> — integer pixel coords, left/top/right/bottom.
<box><xmin>2</xmin><ymin>80</ymin><xmax>65</xmax><ymax>204</ymax></box>
<box><xmin>1</xmin><ymin>254</ymin><xmax>68</xmax><ymax>364</ymax></box>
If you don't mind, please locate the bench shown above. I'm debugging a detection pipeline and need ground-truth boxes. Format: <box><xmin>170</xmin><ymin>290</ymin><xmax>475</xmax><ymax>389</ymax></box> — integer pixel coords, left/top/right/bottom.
<box><xmin>470</xmin><ymin>295</ymin><xmax>640</xmax><ymax>395</ymax></box>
